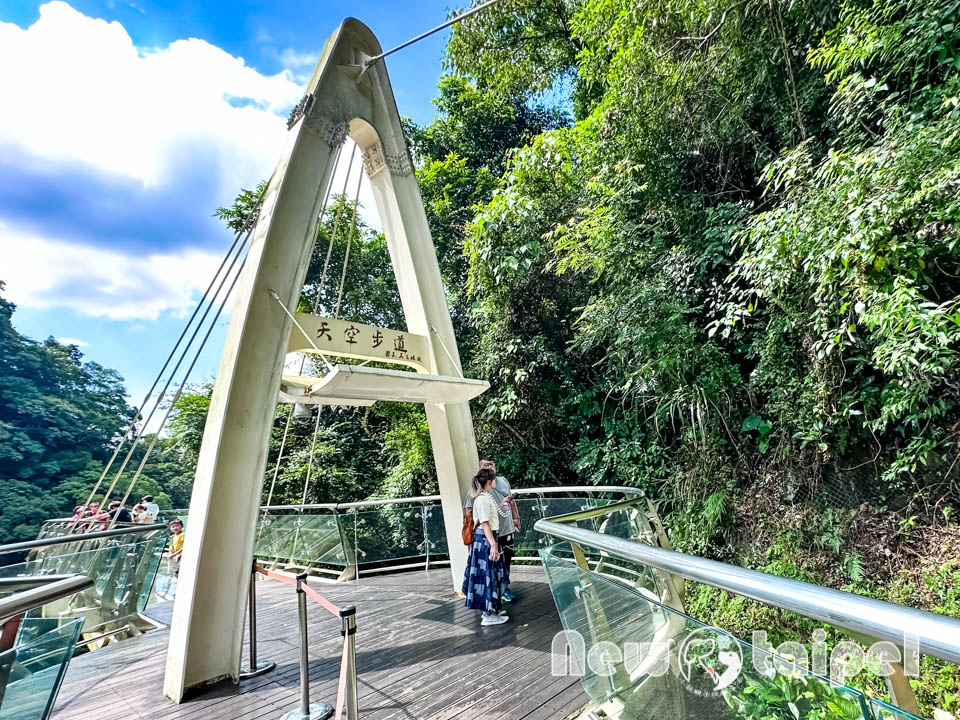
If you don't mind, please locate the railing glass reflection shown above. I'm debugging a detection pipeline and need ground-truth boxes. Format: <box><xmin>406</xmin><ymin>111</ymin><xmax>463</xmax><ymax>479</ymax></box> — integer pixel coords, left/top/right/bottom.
<box><xmin>540</xmin><ymin>546</ymin><xmax>875</xmax><ymax>720</ymax></box>
<box><xmin>0</xmin><ymin>617</ymin><xmax>83</xmax><ymax>720</ymax></box>
<box><xmin>0</xmin><ymin>533</ymin><xmax>167</xmax><ymax>635</ymax></box>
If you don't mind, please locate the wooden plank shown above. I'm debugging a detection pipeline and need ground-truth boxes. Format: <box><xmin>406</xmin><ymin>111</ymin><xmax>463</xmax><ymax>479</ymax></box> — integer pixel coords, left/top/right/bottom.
<box><xmin>52</xmin><ymin>567</ymin><xmax>587</xmax><ymax>720</ymax></box>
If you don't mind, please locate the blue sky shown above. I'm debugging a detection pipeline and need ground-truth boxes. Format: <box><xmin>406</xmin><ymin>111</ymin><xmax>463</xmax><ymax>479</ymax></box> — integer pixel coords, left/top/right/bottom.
<box><xmin>0</xmin><ymin>0</ymin><xmax>455</xmax><ymax>411</ymax></box>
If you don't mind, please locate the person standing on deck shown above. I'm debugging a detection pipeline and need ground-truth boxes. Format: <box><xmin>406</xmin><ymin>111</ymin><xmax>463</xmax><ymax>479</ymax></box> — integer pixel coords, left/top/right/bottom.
<box><xmin>141</xmin><ymin>495</ymin><xmax>160</xmax><ymax>519</ymax></box>
<box><xmin>462</xmin><ymin>469</ymin><xmax>509</xmax><ymax>626</ymax></box>
<box><xmin>167</xmin><ymin>519</ymin><xmax>185</xmax><ymax>577</ymax></box>
<box><xmin>465</xmin><ymin>458</ymin><xmax>521</xmax><ymax>602</ymax></box>
<box><xmin>108</xmin><ymin>500</ymin><xmax>133</xmax><ymax>524</ymax></box>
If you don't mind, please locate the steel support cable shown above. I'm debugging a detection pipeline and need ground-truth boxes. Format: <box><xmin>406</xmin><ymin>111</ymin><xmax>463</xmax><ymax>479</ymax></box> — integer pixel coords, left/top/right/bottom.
<box><xmin>270</xmin><ymin>291</ymin><xmax>336</xmax><ymax>505</ymax></box>
<box><xmin>301</xmin><ymin>406</ymin><xmax>324</xmax><ymax>506</ymax></box>
<box><xmin>108</xmin><ymin>249</ymin><xmax>250</xmax><ymax>529</ymax></box>
<box><xmin>318</xmin><ymin>144</ymin><xmax>359</xmax><ymax>301</ymax></box>
<box><xmin>363</xmin><ymin>0</ymin><xmax>503</xmax><ymax>67</ymax></box>
<box><xmin>333</xmin><ymin>165</ymin><xmax>364</xmax><ymax>320</ymax></box>
<box><xmin>96</xmin><ymin>216</ymin><xmax>257</xmax><ymax>522</ymax></box>
<box><xmin>285</xmin><ymin>146</ymin><xmax>356</xmax><ymax>507</ymax></box>
<box><xmin>95</xmin><ymin>223</ymin><xmax>253</xmax><ymax>516</ymax></box>
<box><xmin>301</xmin><ymin>160</ymin><xmax>365</xmax><ymax>506</ymax></box>
<box><xmin>265</xmin><ymin>141</ymin><xmax>354</xmax><ymax>511</ymax></box>
<box><xmin>71</xmin><ymin>212</ymin><xmax>258</xmax><ymax>530</ymax></box>
<box><xmin>263</xmin><ymin>405</ymin><xmax>294</xmax><ymax>511</ymax></box>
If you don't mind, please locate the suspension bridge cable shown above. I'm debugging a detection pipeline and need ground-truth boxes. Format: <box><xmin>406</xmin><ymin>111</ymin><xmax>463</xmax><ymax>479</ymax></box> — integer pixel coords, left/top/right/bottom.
<box><xmin>363</xmin><ymin>0</ymin><xmax>503</xmax><ymax>67</ymax></box>
<box><xmin>95</xmin><ymin>214</ymin><xmax>257</xmax><ymax>519</ymax></box>
<box><xmin>108</xmin><ymin>248</ymin><xmax>251</xmax><ymax>529</ymax></box>
<box><xmin>333</xmin><ymin>163</ymin><xmax>364</xmax><ymax>319</ymax></box>
<box><xmin>301</xmin><ymin>157</ymin><xmax>366</xmax><ymax>505</ymax></box>
<box><xmin>318</xmin><ymin>144</ymin><xmax>359</xmax><ymax>300</ymax></box>
<box><xmin>264</xmin><ymin>405</ymin><xmax>294</xmax><ymax>509</ymax></box>
<box><xmin>71</xmin><ymin>212</ymin><xmax>257</xmax><ymax>528</ymax></box>
<box><xmin>301</xmin><ymin>405</ymin><xmax>324</xmax><ymax>506</ymax></box>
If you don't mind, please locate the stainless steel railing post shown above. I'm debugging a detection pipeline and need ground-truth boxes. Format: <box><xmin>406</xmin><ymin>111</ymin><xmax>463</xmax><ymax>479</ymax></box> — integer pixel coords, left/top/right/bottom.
<box><xmin>239</xmin><ymin>563</ymin><xmax>276</xmax><ymax>680</ymax></box>
<box><xmin>280</xmin><ymin>574</ymin><xmax>332</xmax><ymax>720</ymax></box>
<box><xmin>340</xmin><ymin>606</ymin><xmax>358</xmax><ymax>720</ymax></box>
<box><xmin>297</xmin><ymin>574</ymin><xmax>310</xmax><ymax>715</ymax></box>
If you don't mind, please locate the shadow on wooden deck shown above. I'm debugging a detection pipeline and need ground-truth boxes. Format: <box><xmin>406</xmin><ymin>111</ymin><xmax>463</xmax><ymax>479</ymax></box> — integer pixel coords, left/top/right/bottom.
<box><xmin>53</xmin><ymin>565</ymin><xmax>588</xmax><ymax>720</ymax></box>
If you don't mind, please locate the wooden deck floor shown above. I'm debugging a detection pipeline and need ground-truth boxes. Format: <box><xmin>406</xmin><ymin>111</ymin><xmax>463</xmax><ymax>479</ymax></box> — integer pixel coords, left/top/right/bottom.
<box><xmin>53</xmin><ymin>565</ymin><xmax>589</xmax><ymax>720</ymax></box>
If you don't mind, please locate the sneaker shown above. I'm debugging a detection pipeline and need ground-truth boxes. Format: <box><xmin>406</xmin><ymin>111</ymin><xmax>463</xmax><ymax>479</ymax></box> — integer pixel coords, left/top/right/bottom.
<box><xmin>498</xmin><ymin>609</ymin><xmax>508</xmax><ymax>616</ymax></box>
<box><xmin>481</xmin><ymin>613</ymin><xmax>509</xmax><ymax>626</ymax></box>
<box><xmin>503</xmin><ymin>589</ymin><xmax>516</xmax><ymax>601</ymax></box>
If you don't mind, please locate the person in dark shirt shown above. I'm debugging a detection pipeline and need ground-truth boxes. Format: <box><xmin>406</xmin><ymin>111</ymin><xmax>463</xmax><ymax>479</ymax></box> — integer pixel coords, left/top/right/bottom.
<box><xmin>108</xmin><ymin>500</ymin><xmax>133</xmax><ymax>523</ymax></box>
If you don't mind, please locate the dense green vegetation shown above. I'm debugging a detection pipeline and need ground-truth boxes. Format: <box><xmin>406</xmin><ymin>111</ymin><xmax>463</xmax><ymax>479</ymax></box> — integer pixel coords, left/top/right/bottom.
<box><xmin>0</xmin><ymin>282</ymin><xmax>193</xmax><ymax>542</ymax></box>
<box><xmin>437</xmin><ymin>0</ymin><xmax>960</xmax><ymax>711</ymax></box>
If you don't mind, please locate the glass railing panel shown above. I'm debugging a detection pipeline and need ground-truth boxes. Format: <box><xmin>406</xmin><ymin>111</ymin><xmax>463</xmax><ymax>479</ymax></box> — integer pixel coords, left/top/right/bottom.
<box><xmin>152</xmin><ymin>553</ymin><xmax>179</xmax><ymax>602</ymax></box>
<box><xmin>288</xmin><ymin>513</ymin><xmax>345</xmax><ymax>567</ymax></box>
<box><xmin>540</xmin><ymin>546</ymin><xmax>872</xmax><ymax>720</ymax></box>
<box><xmin>513</xmin><ymin>497</ymin><xmax>551</xmax><ymax>557</ymax></box>
<box><xmin>518</xmin><ymin>495</ymin><xmax>638</xmax><ymax>557</ymax></box>
<box><xmin>423</xmin><ymin>503</ymin><xmax>447</xmax><ymax>558</ymax></box>
<box><xmin>254</xmin><ymin>513</ymin><xmax>302</xmax><ymax>561</ymax></box>
<box><xmin>0</xmin><ymin>535</ymin><xmax>167</xmax><ymax>632</ymax></box>
<box><xmin>868</xmin><ymin>699</ymin><xmax>923</xmax><ymax>720</ymax></box>
<box><xmin>561</xmin><ymin>504</ymin><xmax>667</xmax><ymax>594</ymax></box>
<box><xmin>0</xmin><ymin>617</ymin><xmax>83</xmax><ymax>720</ymax></box>
<box><xmin>348</xmin><ymin>505</ymin><xmax>427</xmax><ymax>565</ymax></box>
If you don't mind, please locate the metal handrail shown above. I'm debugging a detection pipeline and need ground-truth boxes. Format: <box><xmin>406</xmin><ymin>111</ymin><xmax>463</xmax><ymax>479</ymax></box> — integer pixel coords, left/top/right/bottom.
<box><xmin>260</xmin><ymin>485</ymin><xmax>642</xmax><ymax>511</ymax></box>
<box><xmin>535</xmin><ymin>518</ymin><xmax>960</xmax><ymax>666</ymax></box>
<box><xmin>0</xmin><ymin>575</ymin><xmax>80</xmax><ymax>591</ymax></box>
<box><xmin>37</xmin><ymin>488</ymin><xmax>641</xmax><ymax>521</ymax></box>
<box><xmin>0</xmin><ymin>574</ymin><xmax>93</xmax><ymax>623</ymax></box>
<box><xmin>0</xmin><ymin>523</ymin><xmax>167</xmax><ymax>555</ymax></box>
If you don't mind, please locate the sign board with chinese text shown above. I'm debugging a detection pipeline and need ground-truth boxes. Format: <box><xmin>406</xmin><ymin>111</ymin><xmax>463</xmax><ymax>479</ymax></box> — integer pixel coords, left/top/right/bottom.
<box><xmin>287</xmin><ymin>313</ymin><xmax>430</xmax><ymax>373</ymax></box>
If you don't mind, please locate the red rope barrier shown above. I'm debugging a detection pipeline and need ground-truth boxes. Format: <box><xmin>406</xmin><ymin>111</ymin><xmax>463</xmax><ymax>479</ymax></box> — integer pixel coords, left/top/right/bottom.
<box><xmin>301</xmin><ymin>582</ymin><xmax>342</xmax><ymax>618</ymax></box>
<box><xmin>253</xmin><ymin>564</ymin><xmax>297</xmax><ymax>586</ymax></box>
<box><xmin>253</xmin><ymin>564</ymin><xmax>343</xmax><ymax>618</ymax></box>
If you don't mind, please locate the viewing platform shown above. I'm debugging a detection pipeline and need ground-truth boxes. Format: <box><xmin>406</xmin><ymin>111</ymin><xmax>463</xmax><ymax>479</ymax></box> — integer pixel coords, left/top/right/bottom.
<box><xmin>52</xmin><ymin>566</ymin><xmax>587</xmax><ymax>720</ymax></box>
<box><xmin>5</xmin><ymin>488</ymin><xmax>958</xmax><ymax>720</ymax></box>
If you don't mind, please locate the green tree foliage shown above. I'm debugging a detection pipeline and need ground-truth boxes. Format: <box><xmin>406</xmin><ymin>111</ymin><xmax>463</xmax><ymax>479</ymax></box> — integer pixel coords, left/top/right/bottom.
<box><xmin>450</xmin><ymin>0</ymin><xmax>960</xmax><ymax>504</ymax></box>
<box><xmin>443</xmin><ymin>1</ymin><xmax>960</xmax><ymax>708</ymax></box>
<box><xmin>446</xmin><ymin>0</ymin><xmax>582</xmax><ymax>100</ymax></box>
<box><xmin>0</xmin><ymin>282</ymin><xmax>191</xmax><ymax>541</ymax></box>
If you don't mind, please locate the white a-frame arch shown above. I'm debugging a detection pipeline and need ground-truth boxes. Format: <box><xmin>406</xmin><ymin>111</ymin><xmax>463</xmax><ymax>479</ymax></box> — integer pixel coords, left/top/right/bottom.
<box><xmin>164</xmin><ymin>19</ymin><xmax>482</xmax><ymax>701</ymax></box>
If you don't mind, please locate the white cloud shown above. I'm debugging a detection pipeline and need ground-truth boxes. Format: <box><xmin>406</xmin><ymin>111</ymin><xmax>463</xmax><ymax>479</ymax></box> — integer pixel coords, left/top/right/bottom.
<box><xmin>0</xmin><ymin>3</ymin><xmax>386</xmax><ymax>321</ymax></box>
<box><xmin>0</xmin><ymin>220</ymin><xmax>224</xmax><ymax>320</ymax></box>
<box><xmin>0</xmin><ymin>1</ymin><xmax>302</xmax><ymax>192</ymax></box>
<box><xmin>56</xmin><ymin>337</ymin><xmax>90</xmax><ymax>346</ymax></box>
<box><xmin>266</xmin><ymin>47</ymin><xmax>319</xmax><ymax>84</ymax></box>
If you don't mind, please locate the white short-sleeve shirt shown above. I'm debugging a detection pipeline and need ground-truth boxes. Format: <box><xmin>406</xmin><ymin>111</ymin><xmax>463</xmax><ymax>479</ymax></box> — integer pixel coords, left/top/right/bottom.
<box><xmin>464</xmin><ymin>476</ymin><xmax>514</xmax><ymax>535</ymax></box>
<box><xmin>472</xmin><ymin>492</ymin><xmax>499</xmax><ymax>533</ymax></box>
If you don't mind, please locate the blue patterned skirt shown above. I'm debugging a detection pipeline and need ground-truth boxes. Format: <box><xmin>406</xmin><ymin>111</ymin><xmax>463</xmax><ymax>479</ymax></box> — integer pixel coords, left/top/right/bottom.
<box><xmin>462</xmin><ymin>529</ymin><xmax>505</xmax><ymax>613</ymax></box>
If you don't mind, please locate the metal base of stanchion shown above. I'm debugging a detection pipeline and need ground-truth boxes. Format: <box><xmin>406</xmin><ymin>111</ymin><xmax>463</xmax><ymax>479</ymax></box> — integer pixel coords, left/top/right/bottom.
<box><xmin>239</xmin><ymin>660</ymin><xmax>277</xmax><ymax>680</ymax></box>
<box><xmin>280</xmin><ymin>703</ymin><xmax>334</xmax><ymax>720</ymax></box>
